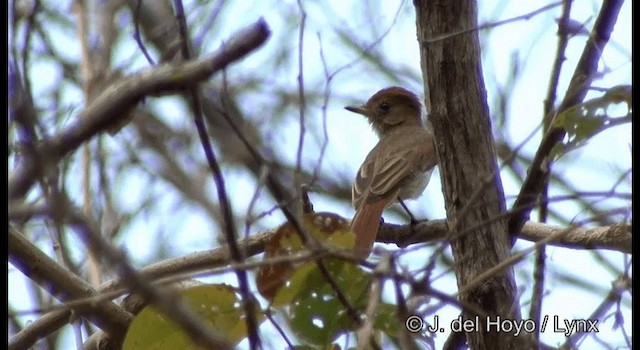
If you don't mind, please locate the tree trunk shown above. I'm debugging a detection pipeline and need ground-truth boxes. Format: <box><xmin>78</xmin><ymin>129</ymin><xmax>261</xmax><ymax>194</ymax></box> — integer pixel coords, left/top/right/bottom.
<box><xmin>415</xmin><ymin>1</ymin><xmax>523</xmax><ymax>349</ymax></box>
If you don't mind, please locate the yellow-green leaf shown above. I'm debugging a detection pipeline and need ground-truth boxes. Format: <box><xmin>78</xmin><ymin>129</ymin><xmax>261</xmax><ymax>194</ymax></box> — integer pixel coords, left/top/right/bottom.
<box><xmin>122</xmin><ymin>284</ymin><xmax>263</xmax><ymax>349</ymax></box>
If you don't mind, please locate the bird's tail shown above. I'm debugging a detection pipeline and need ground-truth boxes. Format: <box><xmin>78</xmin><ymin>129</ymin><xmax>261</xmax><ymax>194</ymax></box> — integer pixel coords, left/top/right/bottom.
<box><xmin>350</xmin><ymin>200</ymin><xmax>387</xmax><ymax>258</ymax></box>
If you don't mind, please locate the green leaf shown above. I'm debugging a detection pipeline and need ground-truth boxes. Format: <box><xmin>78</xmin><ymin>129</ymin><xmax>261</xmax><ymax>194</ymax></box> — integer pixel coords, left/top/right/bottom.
<box><xmin>122</xmin><ymin>284</ymin><xmax>263</xmax><ymax>350</ymax></box>
<box><xmin>549</xmin><ymin>86</ymin><xmax>631</xmax><ymax>160</ymax></box>
<box><xmin>373</xmin><ymin>303</ymin><xmax>399</xmax><ymax>335</ymax></box>
<box><xmin>288</xmin><ymin>290</ymin><xmax>350</xmax><ymax>345</ymax></box>
<box><xmin>272</xmin><ymin>262</ymin><xmax>317</xmax><ymax>307</ymax></box>
<box><xmin>270</xmin><ymin>258</ymin><xmax>371</xmax><ymax>345</ymax></box>
<box><xmin>603</xmin><ymin>84</ymin><xmax>632</xmax><ymax>108</ymax></box>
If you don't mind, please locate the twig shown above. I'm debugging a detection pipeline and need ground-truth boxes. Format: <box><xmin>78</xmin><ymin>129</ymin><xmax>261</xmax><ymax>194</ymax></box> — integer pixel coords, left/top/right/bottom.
<box><xmin>11</xmin><ymin>211</ymin><xmax>629</xmax><ymax>347</ymax></box>
<box><xmin>19</xmin><ymin>0</ymin><xmax>40</xmax><ymax>98</ymax></box>
<box><xmin>543</xmin><ymin>0</ymin><xmax>574</xmax><ymax>124</ymax></box>
<box><xmin>67</xmin><ymin>198</ymin><xmax>234</xmax><ymax>349</ymax></box>
<box><xmin>243</xmin><ymin>164</ymin><xmax>269</xmax><ymax>241</ymax></box>
<box><xmin>8</xmin><ymin>226</ymin><xmax>132</xmax><ymax>350</ymax></box>
<box><xmin>531</xmin><ymin>0</ymin><xmax>576</xmax><ymax>340</ymax></box>
<box><xmin>508</xmin><ymin>0</ymin><xmax>626</xmax><ymax>236</ymax></box>
<box><xmin>8</xmin><ymin>308</ymin><xmax>71</xmax><ymax>350</ymax></box>
<box><xmin>560</xmin><ymin>275</ymin><xmax>631</xmax><ymax>349</ymax></box>
<box><xmin>73</xmin><ymin>0</ymin><xmax>102</xmax><ymax>289</ymax></box>
<box><xmin>376</xmin><ymin>206</ymin><xmax>631</xmax><ymax>255</ymax></box>
<box><xmin>457</xmin><ymin>209</ymin><xmax>629</xmax><ymax>299</ymax></box>
<box><xmin>212</xmin><ymin>68</ymin><xmax>364</xmax><ymax>328</ymax></box>
<box><xmin>390</xmin><ymin>257</ymin><xmax>417</xmax><ymax>348</ymax></box>
<box><xmin>309</xmin><ymin>34</ymin><xmax>332</xmax><ymax>187</ymax></box>
<box><xmin>385</xmin><ymin>257</ymin><xmax>490</xmax><ymax>320</ymax></box>
<box><xmin>193</xmin><ymin>0</ymin><xmax>226</xmax><ymax>50</ymax></box>
<box><xmin>295</xmin><ymin>0</ymin><xmax>307</xmax><ymax>184</ymax></box>
<box><xmin>424</xmin><ymin>1</ymin><xmax>563</xmax><ymax>44</ymax></box>
<box><xmin>331</xmin><ymin>0</ymin><xmax>407</xmax><ymax>78</ymax></box>
<box><xmin>170</xmin><ymin>0</ymin><xmax>261</xmax><ymax>348</ymax></box>
<box><xmin>265</xmin><ymin>308</ymin><xmax>295</xmax><ymax>348</ymax></box>
<box><xmin>356</xmin><ymin>255</ymin><xmax>387</xmax><ymax>350</ymax></box>
<box><xmin>133</xmin><ymin>0</ymin><xmax>156</xmax><ymax>65</ymax></box>
<box><xmin>8</xmin><ymin>59</ymin><xmax>40</xmax><ymax>174</ymax></box>
<box><xmin>8</xmin><ymin>19</ymin><xmax>271</xmax><ymax>199</ymax></box>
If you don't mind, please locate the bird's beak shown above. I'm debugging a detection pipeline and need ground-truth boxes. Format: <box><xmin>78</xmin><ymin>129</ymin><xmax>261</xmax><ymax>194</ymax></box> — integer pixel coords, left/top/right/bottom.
<box><xmin>345</xmin><ymin>105</ymin><xmax>369</xmax><ymax>116</ymax></box>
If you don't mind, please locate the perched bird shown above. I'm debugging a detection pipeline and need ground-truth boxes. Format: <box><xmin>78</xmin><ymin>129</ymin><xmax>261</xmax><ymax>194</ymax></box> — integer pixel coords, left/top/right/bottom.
<box><xmin>346</xmin><ymin>87</ymin><xmax>437</xmax><ymax>257</ymax></box>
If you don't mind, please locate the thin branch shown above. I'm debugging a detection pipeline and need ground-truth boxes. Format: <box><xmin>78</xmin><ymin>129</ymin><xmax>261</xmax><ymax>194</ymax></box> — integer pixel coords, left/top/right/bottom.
<box><xmin>12</xmin><ymin>213</ymin><xmax>629</xmax><ymax>347</ymax></box>
<box><xmin>243</xmin><ymin>164</ymin><xmax>269</xmax><ymax>239</ymax></box>
<box><xmin>211</xmin><ymin>70</ymin><xmax>364</xmax><ymax>328</ymax></box>
<box><xmin>8</xmin><ymin>19</ymin><xmax>271</xmax><ymax>200</ymax></box>
<box><xmin>265</xmin><ymin>309</ymin><xmax>295</xmax><ymax>349</ymax></box>
<box><xmin>356</xmin><ymin>255</ymin><xmax>387</xmax><ymax>350</ymax></box>
<box><xmin>456</xmin><ymin>209</ymin><xmax>629</xmax><ymax>299</ymax></box>
<box><xmin>543</xmin><ymin>0</ymin><xmax>574</xmax><ymax>123</ymax></box>
<box><xmin>9</xmin><ymin>227</ymin><xmax>276</xmax><ymax>348</ymax></box>
<box><xmin>193</xmin><ymin>0</ymin><xmax>226</xmax><ymax>50</ymax></box>
<box><xmin>309</xmin><ymin>34</ymin><xmax>332</xmax><ymax>187</ymax></box>
<box><xmin>332</xmin><ymin>0</ymin><xmax>407</xmax><ymax>79</ymax></box>
<box><xmin>67</xmin><ymin>198</ymin><xmax>234</xmax><ymax>349</ymax></box>
<box><xmin>295</xmin><ymin>0</ymin><xmax>307</xmax><ymax>183</ymax></box>
<box><xmin>560</xmin><ymin>275</ymin><xmax>631</xmax><ymax>349</ymax></box>
<box><xmin>19</xmin><ymin>0</ymin><xmax>40</xmax><ymax>99</ymax></box>
<box><xmin>508</xmin><ymin>0</ymin><xmax>626</xmax><ymax>236</ymax></box>
<box><xmin>423</xmin><ymin>1</ymin><xmax>563</xmax><ymax>44</ymax></box>
<box><xmin>391</xmin><ymin>256</ymin><xmax>420</xmax><ymax>349</ymax></box>
<box><xmin>8</xmin><ymin>308</ymin><xmax>71</xmax><ymax>350</ymax></box>
<box><xmin>532</xmin><ymin>0</ymin><xmax>575</xmax><ymax>338</ymax></box>
<box><xmin>133</xmin><ymin>0</ymin><xmax>156</xmax><ymax>65</ymax></box>
<box><xmin>73</xmin><ymin>0</ymin><xmax>105</xmax><ymax>289</ymax></box>
<box><xmin>386</xmin><ymin>259</ymin><xmax>491</xmax><ymax>321</ymax></box>
<box><xmin>170</xmin><ymin>0</ymin><xmax>260</xmax><ymax>348</ymax></box>
<box><xmin>15</xmin><ymin>213</ymin><xmax>630</xmax><ymax>317</ymax></box>
<box><xmin>8</xmin><ymin>226</ymin><xmax>132</xmax><ymax>349</ymax></box>
<box><xmin>376</xmin><ymin>219</ymin><xmax>631</xmax><ymax>254</ymax></box>
<box><xmin>8</xmin><ymin>58</ymin><xmax>40</xmax><ymax>171</ymax></box>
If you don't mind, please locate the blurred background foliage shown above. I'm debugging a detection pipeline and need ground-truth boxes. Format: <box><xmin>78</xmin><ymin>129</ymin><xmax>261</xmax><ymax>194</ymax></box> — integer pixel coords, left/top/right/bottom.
<box><xmin>8</xmin><ymin>0</ymin><xmax>631</xmax><ymax>348</ymax></box>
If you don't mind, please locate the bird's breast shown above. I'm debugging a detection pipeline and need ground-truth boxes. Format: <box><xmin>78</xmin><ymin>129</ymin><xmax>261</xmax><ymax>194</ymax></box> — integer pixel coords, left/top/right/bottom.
<box><xmin>397</xmin><ymin>168</ymin><xmax>433</xmax><ymax>200</ymax></box>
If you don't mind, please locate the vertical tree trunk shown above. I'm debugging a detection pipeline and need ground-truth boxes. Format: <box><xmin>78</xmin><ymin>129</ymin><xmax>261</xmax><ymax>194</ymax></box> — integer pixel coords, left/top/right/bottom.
<box><xmin>414</xmin><ymin>1</ymin><xmax>523</xmax><ymax>349</ymax></box>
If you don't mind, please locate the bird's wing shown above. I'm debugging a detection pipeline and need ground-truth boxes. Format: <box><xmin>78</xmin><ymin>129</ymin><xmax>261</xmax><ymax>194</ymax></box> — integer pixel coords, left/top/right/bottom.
<box><xmin>352</xmin><ymin>135</ymin><xmax>435</xmax><ymax>209</ymax></box>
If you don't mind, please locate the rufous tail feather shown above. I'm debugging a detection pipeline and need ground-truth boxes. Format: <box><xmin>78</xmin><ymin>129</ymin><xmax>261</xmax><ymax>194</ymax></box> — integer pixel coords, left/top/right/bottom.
<box><xmin>350</xmin><ymin>200</ymin><xmax>387</xmax><ymax>258</ymax></box>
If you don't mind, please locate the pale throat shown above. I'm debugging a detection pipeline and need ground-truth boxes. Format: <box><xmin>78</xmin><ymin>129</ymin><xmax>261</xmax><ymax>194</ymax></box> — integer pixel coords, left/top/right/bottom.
<box><xmin>370</xmin><ymin>113</ymin><xmax>423</xmax><ymax>138</ymax></box>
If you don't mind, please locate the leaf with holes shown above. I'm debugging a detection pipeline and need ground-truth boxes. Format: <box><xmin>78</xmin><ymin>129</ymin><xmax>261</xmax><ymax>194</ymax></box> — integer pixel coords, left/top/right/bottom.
<box><xmin>122</xmin><ymin>284</ymin><xmax>263</xmax><ymax>349</ymax></box>
<box><xmin>257</xmin><ymin>212</ymin><xmax>355</xmax><ymax>301</ymax></box>
<box><xmin>550</xmin><ymin>86</ymin><xmax>631</xmax><ymax>160</ymax></box>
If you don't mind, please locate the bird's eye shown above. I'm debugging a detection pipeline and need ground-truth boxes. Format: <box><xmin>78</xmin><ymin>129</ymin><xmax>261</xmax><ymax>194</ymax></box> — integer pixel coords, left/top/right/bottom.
<box><xmin>379</xmin><ymin>101</ymin><xmax>391</xmax><ymax>111</ymax></box>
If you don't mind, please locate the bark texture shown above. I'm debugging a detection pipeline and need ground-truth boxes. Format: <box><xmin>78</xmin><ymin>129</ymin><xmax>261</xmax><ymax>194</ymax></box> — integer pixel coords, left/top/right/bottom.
<box><xmin>415</xmin><ymin>1</ymin><xmax>523</xmax><ymax>349</ymax></box>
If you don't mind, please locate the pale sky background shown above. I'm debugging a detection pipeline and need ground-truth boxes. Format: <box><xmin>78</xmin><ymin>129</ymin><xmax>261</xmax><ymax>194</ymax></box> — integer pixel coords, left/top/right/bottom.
<box><xmin>9</xmin><ymin>0</ymin><xmax>631</xmax><ymax>349</ymax></box>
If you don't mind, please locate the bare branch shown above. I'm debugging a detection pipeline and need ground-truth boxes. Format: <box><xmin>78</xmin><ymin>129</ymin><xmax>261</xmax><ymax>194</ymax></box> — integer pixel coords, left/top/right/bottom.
<box><xmin>8</xmin><ymin>19</ymin><xmax>271</xmax><ymax>200</ymax></box>
<box><xmin>532</xmin><ymin>0</ymin><xmax>576</xmax><ymax>336</ymax></box>
<box><xmin>377</xmin><ymin>219</ymin><xmax>631</xmax><ymax>254</ymax></box>
<box><xmin>170</xmin><ymin>0</ymin><xmax>261</xmax><ymax>347</ymax></box>
<box><xmin>8</xmin><ymin>308</ymin><xmax>71</xmax><ymax>350</ymax></box>
<box><xmin>133</xmin><ymin>0</ymin><xmax>156</xmax><ymax>65</ymax></box>
<box><xmin>561</xmin><ymin>274</ymin><xmax>631</xmax><ymax>348</ymax></box>
<box><xmin>508</xmin><ymin>0</ymin><xmax>626</xmax><ymax>236</ymax></box>
<box><xmin>424</xmin><ymin>1</ymin><xmax>563</xmax><ymax>44</ymax></box>
<box><xmin>8</xmin><ymin>226</ymin><xmax>132</xmax><ymax>349</ymax></box>
<box><xmin>295</xmin><ymin>0</ymin><xmax>308</xmax><ymax>184</ymax></box>
<box><xmin>11</xmin><ymin>211</ymin><xmax>629</xmax><ymax>348</ymax></box>
<box><xmin>70</xmin><ymin>201</ymin><xmax>234</xmax><ymax>348</ymax></box>
<box><xmin>356</xmin><ymin>255</ymin><xmax>387</xmax><ymax>350</ymax></box>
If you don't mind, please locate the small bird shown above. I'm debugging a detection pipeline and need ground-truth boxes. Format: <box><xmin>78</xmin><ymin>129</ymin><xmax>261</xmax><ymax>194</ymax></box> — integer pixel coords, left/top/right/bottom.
<box><xmin>346</xmin><ymin>87</ymin><xmax>437</xmax><ymax>257</ymax></box>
